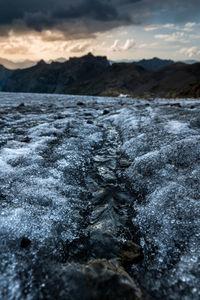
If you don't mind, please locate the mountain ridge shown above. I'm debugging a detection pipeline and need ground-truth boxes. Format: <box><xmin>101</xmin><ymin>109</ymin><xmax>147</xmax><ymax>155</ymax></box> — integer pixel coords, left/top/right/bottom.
<box><xmin>1</xmin><ymin>53</ymin><xmax>200</xmax><ymax>98</ymax></box>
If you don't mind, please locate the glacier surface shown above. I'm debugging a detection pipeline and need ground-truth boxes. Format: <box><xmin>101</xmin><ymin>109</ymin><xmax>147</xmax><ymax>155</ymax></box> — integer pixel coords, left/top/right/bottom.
<box><xmin>0</xmin><ymin>93</ymin><xmax>200</xmax><ymax>299</ymax></box>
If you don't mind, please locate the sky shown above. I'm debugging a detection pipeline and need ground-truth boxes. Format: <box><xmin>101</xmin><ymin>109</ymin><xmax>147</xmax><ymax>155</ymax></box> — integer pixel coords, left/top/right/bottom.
<box><xmin>0</xmin><ymin>0</ymin><xmax>200</xmax><ymax>62</ymax></box>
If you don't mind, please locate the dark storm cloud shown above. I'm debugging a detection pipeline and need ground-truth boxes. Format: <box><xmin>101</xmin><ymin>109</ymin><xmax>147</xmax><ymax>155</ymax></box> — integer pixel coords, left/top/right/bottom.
<box><xmin>23</xmin><ymin>0</ymin><xmax>124</xmax><ymax>32</ymax></box>
<box><xmin>0</xmin><ymin>0</ymin><xmax>200</xmax><ymax>37</ymax></box>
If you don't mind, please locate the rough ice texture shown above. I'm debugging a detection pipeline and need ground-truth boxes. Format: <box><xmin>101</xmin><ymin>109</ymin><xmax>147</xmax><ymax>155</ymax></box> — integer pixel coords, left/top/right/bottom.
<box><xmin>110</xmin><ymin>99</ymin><xmax>200</xmax><ymax>299</ymax></box>
<box><xmin>0</xmin><ymin>93</ymin><xmax>200</xmax><ymax>299</ymax></box>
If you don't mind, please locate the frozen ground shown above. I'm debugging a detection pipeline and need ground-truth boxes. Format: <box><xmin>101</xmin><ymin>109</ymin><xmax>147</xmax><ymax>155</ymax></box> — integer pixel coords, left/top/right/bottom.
<box><xmin>0</xmin><ymin>93</ymin><xmax>200</xmax><ymax>299</ymax></box>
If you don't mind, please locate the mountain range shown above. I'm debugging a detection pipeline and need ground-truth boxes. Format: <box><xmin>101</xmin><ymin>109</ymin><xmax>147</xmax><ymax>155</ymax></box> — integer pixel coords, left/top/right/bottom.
<box><xmin>0</xmin><ymin>58</ymin><xmax>37</xmax><ymax>70</ymax></box>
<box><xmin>0</xmin><ymin>53</ymin><xmax>200</xmax><ymax>98</ymax></box>
<box><xmin>0</xmin><ymin>56</ymin><xmax>198</xmax><ymax>70</ymax></box>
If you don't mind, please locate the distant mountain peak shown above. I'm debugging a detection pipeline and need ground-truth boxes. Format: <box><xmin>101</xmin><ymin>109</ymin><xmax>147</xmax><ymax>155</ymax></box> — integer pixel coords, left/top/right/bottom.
<box><xmin>85</xmin><ymin>52</ymin><xmax>94</xmax><ymax>57</ymax></box>
<box><xmin>0</xmin><ymin>57</ymin><xmax>37</xmax><ymax>69</ymax></box>
<box><xmin>37</xmin><ymin>59</ymin><xmax>46</xmax><ymax>66</ymax></box>
<box><xmin>136</xmin><ymin>57</ymin><xmax>174</xmax><ymax>71</ymax></box>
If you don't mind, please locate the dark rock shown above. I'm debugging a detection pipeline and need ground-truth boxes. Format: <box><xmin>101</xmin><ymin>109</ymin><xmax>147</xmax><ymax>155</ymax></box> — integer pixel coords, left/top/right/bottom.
<box><xmin>37</xmin><ymin>259</ymin><xmax>143</xmax><ymax>300</ymax></box>
<box><xmin>0</xmin><ymin>191</ymin><xmax>6</xmax><ymax>200</ymax></box>
<box><xmin>120</xmin><ymin>241</ymin><xmax>143</xmax><ymax>265</ymax></box>
<box><xmin>54</xmin><ymin>115</ymin><xmax>65</xmax><ymax>120</ymax></box>
<box><xmin>65</xmin><ymin>235</ymin><xmax>90</xmax><ymax>262</ymax></box>
<box><xmin>90</xmin><ymin>231</ymin><xmax>120</xmax><ymax>259</ymax></box>
<box><xmin>20</xmin><ymin>137</ymin><xmax>31</xmax><ymax>143</ymax></box>
<box><xmin>88</xmin><ymin>186</ymin><xmax>137</xmax><ymax>261</ymax></box>
<box><xmin>20</xmin><ymin>237</ymin><xmax>31</xmax><ymax>248</ymax></box>
<box><xmin>119</xmin><ymin>159</ymin><xmax>132</xmax><ymax>168</ymax></box>
<box><xmin>77</xmin><ymin>101</ymin><xmax>84</xmax><ymax>106</ymax></box>
<box><xmin>170</xmin><ymin>103</ymin><xmax>181</xmax><ymax>108</ymax></box>
<box><xmin>103</xmin><ymin>109</ymin><xmax>109</xmax><ymax>115</ymax></box>
<box><xmin>18</xmin><ymin>102</ymin><xmax>25</xmax><ymax>108</ymax></box>
<box><xmin>87</xmin><ymin>120</ymin><xmax>94</xmax><ymax>124</ymax></box>
<box><xmin>81</xmin><ymin>259</ymin><xmax>143</xmax><ymax>300</ymax></box>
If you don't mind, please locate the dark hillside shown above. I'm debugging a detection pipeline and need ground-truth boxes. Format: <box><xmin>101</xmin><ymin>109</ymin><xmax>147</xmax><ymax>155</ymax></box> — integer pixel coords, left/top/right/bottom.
<box><xmin>2</xmin><ymin>54</ymin><xmax>200</xmax><ymax>98</ymax></box>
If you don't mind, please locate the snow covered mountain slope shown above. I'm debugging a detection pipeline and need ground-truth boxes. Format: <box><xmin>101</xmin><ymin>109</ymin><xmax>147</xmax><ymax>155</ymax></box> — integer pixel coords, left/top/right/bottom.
<box><xmin>0</xmin><ymin>93</ymin><xmax>199</xmax><ymax>299</ymax></box>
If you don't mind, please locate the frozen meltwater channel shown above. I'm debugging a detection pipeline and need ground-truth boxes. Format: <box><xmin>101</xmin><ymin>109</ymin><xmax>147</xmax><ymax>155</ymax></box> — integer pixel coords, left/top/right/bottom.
<box><xmin>0</xmin><ymin>93</ymin><xmax>200</xmax><ymax>299</ymax></box>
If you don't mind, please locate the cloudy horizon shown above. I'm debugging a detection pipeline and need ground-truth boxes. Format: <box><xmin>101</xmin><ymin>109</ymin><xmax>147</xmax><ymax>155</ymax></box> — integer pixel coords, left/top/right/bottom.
<box><xmin>0</xmin><ymin>0</ymin><xmax>200</xmax><ymax>62</ymax></box>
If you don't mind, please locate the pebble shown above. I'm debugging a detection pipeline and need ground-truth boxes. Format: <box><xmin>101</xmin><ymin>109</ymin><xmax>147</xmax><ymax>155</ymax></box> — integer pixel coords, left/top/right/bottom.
<box><xmin>20</xmin><ymin>237</ymin><xmax>31</xmax><ymax>248</ymax></box>
<box><xmin>119</xmin><ymin>160</ymin><xmax>132</xmax><ymax>168</ymax></box>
